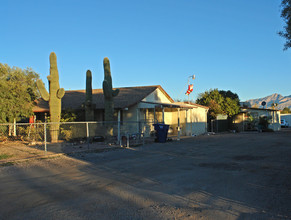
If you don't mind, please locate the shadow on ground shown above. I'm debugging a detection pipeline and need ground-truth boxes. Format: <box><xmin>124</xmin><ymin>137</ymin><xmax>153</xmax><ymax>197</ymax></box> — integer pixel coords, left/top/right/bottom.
<box><xmin>0</xmin><ymin>130</ymin><xmax>291</xmax><ymax>219</ymax></box>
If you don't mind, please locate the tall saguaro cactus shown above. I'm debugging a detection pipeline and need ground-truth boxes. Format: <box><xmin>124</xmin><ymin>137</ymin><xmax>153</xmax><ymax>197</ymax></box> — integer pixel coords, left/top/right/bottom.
<box><xmin>102</xmin><ymin>57</ymin><xmax>119</xmax><ymax>122</ymax></box>
<box><xmin>36</xmin><ymin>52</ymin><xmax>65</xmax><ymax>143</ymax></box>
<box><xmin>85</xmin><ymin>70</ymin><xmax>94</xmax><ymax>121</ymax></box>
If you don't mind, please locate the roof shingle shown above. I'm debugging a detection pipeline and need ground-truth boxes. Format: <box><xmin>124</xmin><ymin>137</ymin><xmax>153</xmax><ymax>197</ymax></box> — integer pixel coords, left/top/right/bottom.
<box><xmin>33</xmin><ymin>85</ymin><xmax>170</xmax><ymax>112</ymax></box>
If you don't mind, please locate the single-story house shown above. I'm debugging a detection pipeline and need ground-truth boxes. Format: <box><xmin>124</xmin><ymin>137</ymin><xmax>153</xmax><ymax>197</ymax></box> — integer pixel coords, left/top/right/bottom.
<box><xmin>33</xmin><ymin>85</ymin><xmax>209</xmax><ymax>137</ymax></box>
<box><xmin>233</xmin><ymin>107</ymin><xmax>281</xmax><ymax>132</ymax></box>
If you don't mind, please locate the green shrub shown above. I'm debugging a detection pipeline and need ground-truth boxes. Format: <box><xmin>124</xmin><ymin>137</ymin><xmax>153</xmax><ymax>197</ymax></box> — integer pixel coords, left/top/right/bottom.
<box><xmin>258</xmin><ymin>116</ymin><xmax>271</xmax><ymax>131</ymax></box>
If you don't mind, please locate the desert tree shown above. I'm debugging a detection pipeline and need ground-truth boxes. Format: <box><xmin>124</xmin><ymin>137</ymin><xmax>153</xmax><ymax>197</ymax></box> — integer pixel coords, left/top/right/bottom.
<box><xmin>279</xmin><ymin>0</ymin><xmax>291</xmax><ymax>50</ymax></box>
<box><xmin>0</xmin><ymin>63</ymin><xmax>39</xmax><ymax>123</ymax></box>
<box><xmin>196</xmin><ymin>89</ymin><xmax>240</xmax><ymax>119</ymax></box>
<box><xmin>281</xmin><ymin>107</ymin><xmax>291</xmax><ymax>113</ymax></box>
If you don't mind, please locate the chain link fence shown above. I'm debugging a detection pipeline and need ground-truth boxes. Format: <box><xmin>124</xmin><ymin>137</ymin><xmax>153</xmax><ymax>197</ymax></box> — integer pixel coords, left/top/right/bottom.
<box><xmin>0</xmin><ymin>123</ymin><xmax>45</xmax><ymax>142</ymax></box>
<box><xmin>0</xmin><ymin>121</ymin><xmax>157</xmax><ymax>153</ymax></box>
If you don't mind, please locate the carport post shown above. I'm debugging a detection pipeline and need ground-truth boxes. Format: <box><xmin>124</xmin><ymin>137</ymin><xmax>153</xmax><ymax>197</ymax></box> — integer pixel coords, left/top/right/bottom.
<box><xmin>162</xmin><ymin>107</ymin><xmax>164</xmax><ymax>124</ymax></box>
<box><xmin>178</xmin><ymin>108</ymin><xmax>181</xmax><ymax>141</ymax></box>
<box><xmin>185</xmin><ymin>109</ymin><xmax>189</xmax><ymax>136</ymax></box>
<box><xmin>242</xmin><ymin>113</ymin><xmax>245</xmax><ymax>132</ymax></box>
<box><xmin>191</xmin><ymin>108</ymin><xmax>193</xmax><ymax>135</ymax></box>
<box><xmin>136</xmin><ymin>108</ymin><xmax>140</xmax><ymax>133</ymax></box>
<box><xmin>86</xmin><ymin>122</ymin><xmax>89</xmax><ymax>138</ymax></box>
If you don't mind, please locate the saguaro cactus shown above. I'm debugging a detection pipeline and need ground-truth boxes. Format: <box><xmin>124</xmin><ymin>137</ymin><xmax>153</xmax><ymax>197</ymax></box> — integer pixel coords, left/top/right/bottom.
<box><xmin>85</xmin><ymin>70</ymin><xmax>94</xmax><ymax>121</ymax></box>
<box><xmin>36</xmin><ymin>52</ymin><xmax>65</xmax><ymax>143</ymax></box>
<box><xmin>102</xmin><ymin>57</ymin><xmax>119</xmax><ymax>122</ymax></box>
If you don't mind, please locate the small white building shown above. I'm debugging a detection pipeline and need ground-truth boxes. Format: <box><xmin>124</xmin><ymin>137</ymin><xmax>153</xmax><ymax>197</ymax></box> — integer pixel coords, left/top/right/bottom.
<box><xmin>233</xmin><ymin>107</ymin><xmax>281</xmax><ymax>131</ymax></box>
<box><xmin>281</xmin><ymin>113</ymin><xmax>291</xmax><ymax>126</ymax></box>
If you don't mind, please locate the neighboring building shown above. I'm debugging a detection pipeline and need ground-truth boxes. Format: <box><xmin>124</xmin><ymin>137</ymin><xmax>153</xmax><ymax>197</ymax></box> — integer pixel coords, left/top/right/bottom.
<box><xmin>233</xmin><ymin>107</ymin><xmax>281</xmax><ymax>132</ymax></box>
<box><xmin>281</xmin><ymin>113</ymin><xmax>291</xmax><ymax>126</ymax></box>
<box><xmin>33</xmin><ymin>85</ymin><xmax>209</xmax><ymax>137</ymax></box>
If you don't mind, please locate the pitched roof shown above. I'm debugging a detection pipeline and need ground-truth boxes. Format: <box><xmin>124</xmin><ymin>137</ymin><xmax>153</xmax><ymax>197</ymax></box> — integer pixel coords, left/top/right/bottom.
<box><xmin>33</xmin><ymin>85</ymin><xmax>172</xmax><ymax>112</ymax></box>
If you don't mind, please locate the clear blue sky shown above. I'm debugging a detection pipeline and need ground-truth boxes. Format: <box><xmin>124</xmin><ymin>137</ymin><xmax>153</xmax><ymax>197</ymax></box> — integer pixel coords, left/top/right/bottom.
<box><xmin>1</xmin><ymin>0</ymin><xmax>290</xmax><ymax>101</ymax></box>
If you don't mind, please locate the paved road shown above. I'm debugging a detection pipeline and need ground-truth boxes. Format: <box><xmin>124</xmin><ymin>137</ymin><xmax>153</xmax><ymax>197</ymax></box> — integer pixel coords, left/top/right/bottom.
<box><xmin>0</xmin><ymin>130</ymin><xmax>291</xmax><ymax>219</ymax></box>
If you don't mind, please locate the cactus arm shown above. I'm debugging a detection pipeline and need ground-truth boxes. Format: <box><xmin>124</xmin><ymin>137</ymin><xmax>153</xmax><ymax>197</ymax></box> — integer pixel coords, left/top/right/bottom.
<box><xmin>103</xmin><ymin>57</ymin><xmax>112</xmax><ymax>87</ymax></box>
<box><xmin>86</xmin><ymin>70</ymin><xmax>92</xmax><ymax>103</ymax></box>
<box><xmin>57</xmin><ymin>88</ymin><xmax>65</xmax><ymax>99</ymax></box>
<box><xmin>103</xmin><ymin>58</ymin><xmax>111</xmax><ymax>75</ymax></box>
<box><xmin>49</xmin><ymin>52</ymin><xmax>58</xmax><ymax>74</ymax></box>
<box><xmin>36</xmin><ymin>79</ymin><xmax>49</xmax><ymax>101</ymax></box>
<box><xmin>112</xmin><ymin>88</ymin><xmax>119</xmax><ymax>97</ymax></box>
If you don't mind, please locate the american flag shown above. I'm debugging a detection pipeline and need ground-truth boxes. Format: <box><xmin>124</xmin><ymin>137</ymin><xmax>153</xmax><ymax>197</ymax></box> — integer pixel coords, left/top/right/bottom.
<box><xmin>185</xmin><ymin>84</ymin><xmax>193</xmax><ymax>95</ymax></box>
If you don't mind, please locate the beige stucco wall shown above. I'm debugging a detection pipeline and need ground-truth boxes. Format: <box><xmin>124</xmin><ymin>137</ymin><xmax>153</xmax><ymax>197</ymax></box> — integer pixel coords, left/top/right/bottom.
<box><xmin>121</xmin><ymin>105</ymin><xmax>156</xmax><ymax>137</ymax></box>
<box><xmin>233</xmin><ymin>114</ymin><xmax>244</xmax><ymax>131</ymax></box>
<box><xmin>141</xmin><ymin>88</ymin><xmax>172</xmax><ymax>104</ymax></box>
<box><xmin>120</xmin><ymin>105</ymin><xmax>208</xmax><ymax>137</ymax></box>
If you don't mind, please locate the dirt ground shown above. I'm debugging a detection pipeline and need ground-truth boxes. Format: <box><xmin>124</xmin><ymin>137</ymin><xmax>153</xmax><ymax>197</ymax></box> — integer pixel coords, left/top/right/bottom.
<box><xmin>0</xmin><ymin>140</ymin><xmax>120</xmax><ymax>165</ymax></box>
<box><xmin>0</xmin><ymin>129</ymin><xmax>291</xmax><ymax>220</ymax></box>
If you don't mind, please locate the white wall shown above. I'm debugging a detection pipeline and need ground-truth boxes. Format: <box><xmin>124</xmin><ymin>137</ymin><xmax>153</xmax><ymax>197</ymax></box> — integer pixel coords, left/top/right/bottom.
<box><xmin>167</xmin><ymin>107</ymin><xmax>208</xmax><ymax>136</ymax></box>
<box><xmin>281</xmin><ymin>114</ymin><xmax>291</xmax><ymax>125</ymax></box>
<box><xmin>190</xmin><ymin>107</ymin><xmax>208</xmax><ymax>135</ymax></box>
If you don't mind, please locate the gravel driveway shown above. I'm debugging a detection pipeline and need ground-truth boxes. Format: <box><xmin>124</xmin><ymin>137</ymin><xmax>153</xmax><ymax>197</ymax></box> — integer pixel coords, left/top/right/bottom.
<box><xmin>0</xmin><ymin>129</ymin><xmax>291</xmax><ymax>219</ymax></box>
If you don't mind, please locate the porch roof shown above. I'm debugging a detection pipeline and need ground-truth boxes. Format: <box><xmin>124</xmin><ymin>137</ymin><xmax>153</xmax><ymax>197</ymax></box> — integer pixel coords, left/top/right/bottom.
<box><xmin>139</xmin><ymin>101</ymin><xmax>196</xmax><ymax>109</ymax></box>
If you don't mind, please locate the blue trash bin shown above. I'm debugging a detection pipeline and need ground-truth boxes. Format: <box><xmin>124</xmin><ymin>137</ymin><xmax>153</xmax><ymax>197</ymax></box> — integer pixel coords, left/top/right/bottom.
<box><xmin>153</xmin><ymin>123</ymin><xmax>169</xmax><ymax>143</ymax></box>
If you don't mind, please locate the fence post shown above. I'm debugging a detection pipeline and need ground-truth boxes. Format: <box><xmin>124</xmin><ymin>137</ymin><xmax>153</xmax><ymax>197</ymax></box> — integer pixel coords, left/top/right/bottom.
<box><xmin>13</xmin><ymin>118</ymin><xmax>16</xmax><ymax>137</ymax></box>
<box><xmin>86</xmin><ymin>122</ymin><xmax>90</xmax><ymax>149</ymax></box>
<box><xmin>117</xmin><ymin>110</ymin><xmax>121</xmax><ymax>145</ymax></box>
<box><xmin>44</xmin><ymin>122</ymin><xmax>47</xmax><ymax>153</ymax></box>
